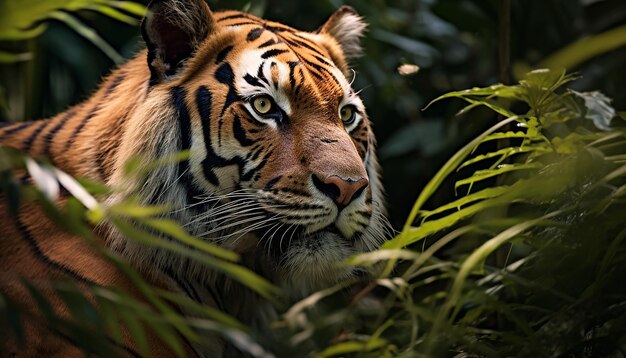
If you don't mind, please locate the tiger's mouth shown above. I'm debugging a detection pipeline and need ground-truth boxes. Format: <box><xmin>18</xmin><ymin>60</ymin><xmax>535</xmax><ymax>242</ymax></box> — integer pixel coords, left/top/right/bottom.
<box><xmin>256</xmin><ymin>222</ymin><xmax>351</xmax><ymax>256</ymax></box>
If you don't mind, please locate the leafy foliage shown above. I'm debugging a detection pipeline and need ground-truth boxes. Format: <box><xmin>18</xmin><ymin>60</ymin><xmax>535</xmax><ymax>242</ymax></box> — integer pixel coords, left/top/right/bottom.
<box><xmin>0</xmin><ymin>148</ymin><xmax>277</xmax><ymax>357</ymax></box>
<box><xmin>282</xmin><ymin>69</ymin><xmax>626</xmax><ymax>357</ymax></box>
<box><xmin>0</xmin><ymin>0</ymin><xmax>145</xmax><ymax>63</ymax></box>
<box><xmin>2</xmin><ymin>0</ymin><xmax>626</xmax><ymax>356</ymax></box>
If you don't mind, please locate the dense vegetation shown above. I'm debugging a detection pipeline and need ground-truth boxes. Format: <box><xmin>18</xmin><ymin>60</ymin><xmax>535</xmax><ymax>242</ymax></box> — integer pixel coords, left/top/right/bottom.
<box><xmin>1</xmin><ymin>0</ymin><xmax>626</xmax><ymax>356</ymax></box>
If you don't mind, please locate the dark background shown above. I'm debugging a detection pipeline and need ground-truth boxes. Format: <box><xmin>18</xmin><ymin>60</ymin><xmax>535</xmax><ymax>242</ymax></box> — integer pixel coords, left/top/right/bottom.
<box><xmin>1</xmin><ymin>0</ymin><xmax>625</xmax><ymax>229</ymax></box>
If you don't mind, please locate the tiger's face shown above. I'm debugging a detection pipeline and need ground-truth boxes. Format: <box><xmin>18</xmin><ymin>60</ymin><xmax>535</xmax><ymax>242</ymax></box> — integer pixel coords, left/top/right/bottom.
<box><xmin>133</xmin><ymin>1</ymin><xmax>388</xmax><ymax>292</ymax></box>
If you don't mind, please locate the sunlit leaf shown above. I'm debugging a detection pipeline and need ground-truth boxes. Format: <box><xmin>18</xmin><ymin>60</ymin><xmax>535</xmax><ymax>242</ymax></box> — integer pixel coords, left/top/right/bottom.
<box><xmin>318</xmin><ymin>338</ymin><xmax>388</xmax><ymax>357</ymax></box>
<box><xmin>455</xmin><ymin>163</ymin><xmax>543</xmax><ymax>193</ymax></box>
<box><xmin>0</xmin><ymin>51</ymin><xmax>32</xmax><ymax>63</ymax></box>
<box><xmin>141</xmin><ymin>218</ymin><xmax>239</xmax><ymax>262</ymax></box>
<box><xmin>536</xmin><ymin>24</ymin><xmax>626</xmax><ymax>72</ymax></box>
<box><xmin>112</xmin><ymin>218</ymin><xmax>278</xmax><ymax>300</ymax></box>
<box><xmin>397</xmin><ymin>116</ymin><xmax>518</xmax><ymax>242</ymax></box>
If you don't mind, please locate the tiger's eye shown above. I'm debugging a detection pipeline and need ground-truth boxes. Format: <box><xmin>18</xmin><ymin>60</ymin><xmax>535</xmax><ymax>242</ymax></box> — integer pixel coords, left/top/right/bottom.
<box><xmin>253</xmin><ymin>96</ymin><xmax>272</xmax><ymax>114</ymax></box>
<box><xmin>340</xmin><ymin>105</ymin><xmax>356</xmax><ymax>124</ymax></box>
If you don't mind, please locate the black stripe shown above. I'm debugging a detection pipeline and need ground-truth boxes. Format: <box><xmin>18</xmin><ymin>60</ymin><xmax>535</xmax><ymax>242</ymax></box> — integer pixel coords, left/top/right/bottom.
<box><xmin>63</xmin><ymin>75</ymin><xmax>123</xmax><ymax>151</ymax></box>
<box><xmin>217</xmin><ymin>13</ymin><xmax>254</xmax><ymax>22</ymax></box>
<box><xmin>224</xmin><ymin>21</ymin><xmax>260</xmax><ymax>27</ymax></box>
<box><xmin>257</xmin><ymin>62</ymin><xmax>269</xmax><ymax>85</ymax></box>
<box><xmin>314</xmin><ymin>55</ymin><xmax>333</xmax><ymax>66</ymax></box>
<box><xmin>285</xmin><ymin>36</ymin><xmax>325</xmax><ymax>57</ymax></box>
<box><xmin>241</xmin><ymin>149</ymin><xmax>272</xmax><ymax>181</ymax></box>
<box><xmin>22</xmin><ymin>120</ymin><xmax>51</xmax><ymax>151</ymax></box>
<box><xmin>162</xmin><ymin>267</ymin><xmax>203</xmax><ymax>303</ymax></box>
<box><xmin>15</xmin><ymin>215</ymin><xmax>97</xmax><ymax>286</ymax></box>
<box><xmin>42</xmin><ymin>110</ymin><xmax>75</xmax><ymax>159</ymax></box>
<box><xmin>196</xmin><ymin>86</ymin><xmax>224</xmax><ymax>187</ymax></box>
<box><xmin>263</xmin><ymin>24</ymin><xmax>294</xmax><ymax>33</ymax></box>
<box><xmin>264</xmin><ymin>175</ymin><xmax>282</xmax><ymax>190</ymax></box>
<box><xmin>172</xmin><ymin>87</ymin><xmax>192</xmax><ymax>152</ymax></box>
<box><xmin>0</xmin><ymin>122</ymin><xmax>33</xmax><ymax>139</ymax></box>
<box><xmin>215</xmin><ymin>63</ymin><xmax>240</xmax><ymax>147</ymax></box>
<box><xmin>196</xmin><ymin>85</ymin><xmax>254</xmax><ymax>187</ymax></box>
<box><xmin>247</xmin><ymin>27</ymin><xmax>264</xmax><ymax>41</ymax></box>
<box><xmin>263</xmin><ymin>200</ymin><xmax>325</xmax><ymax>211</ymax></box>
<box><xmin>261</xmin><ymin>49</ymin><xmax>288</xmax><ymax>59</ymax></box>
<box><xmin>243</xmin><ymin>74</ymin><xmax>263</xmax><ymax>88</ymax></box>
<box><xmin>275</xmin><ymin>187</ymin><xmax>310</xmax><ymax>197</ymax></box>
<box><xmin>95</xmin><ymin>152</ymin><xmax>107</xmax><ymax>180</ymax></box>
<box><xmin>258</xmin><ymin>39</ymin><xmax>277</xmax><ymax>48</ymax></box>
<box><xmin>104</xmin><ymin>74</ymin><xmax>124</xmax><ymax>98</ymax></box>
<box><xmin>171</xmin><ymin>87</ymin><xmax>204</xmax><ymax>205</ymax></box>
<box><xmin>294</xmin><ymin>68</ymin><xmax>305</xmax><ymax>98</ymax></box>
<box><xmin>237</xmin><ymin>104</ymin><xmax>262</xmax><ymax>127</ymax></box>
<box><xmin>215</xmin><ymin>46</ymin><xmax>233</xmax><ymax>64</ymax></box>
<box><xmin>63</xmin><ymin>107</ymin><xmax>97</xmax><ymax>151</ymax></box>
<box><xmin>246</xmin><ymin>145</ymin><xmax>263</xmax><ymax>161</ymax></box>
<box><xmin>301</xmin><ymin>57</ymin><xmax>330</xmax><ymax>77</ymax></box>
<box><xmin>232</xmin><ymin>114</ymin><xmax>255</xmax><ymax>147</ymax></box>
<box><xmin>215</xmin><ymin>64</ymin><xmax>239</xmax><ymax>113</ymax></box>
<box><xmin>288</xmin><ymin>61</ymin><xmax>299</xmax><ymax>90</ymax></box>
<box><xmin>349</xmin><ymin>122</ymin><xmax>365</xmax><ymax>135</ymax></box>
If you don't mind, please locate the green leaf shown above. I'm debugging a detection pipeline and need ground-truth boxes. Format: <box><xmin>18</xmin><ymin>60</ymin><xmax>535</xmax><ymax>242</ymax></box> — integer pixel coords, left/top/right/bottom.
<box><xmin>458</xmin><ymin>145</ymin><xmax>550</xmax><ymax>170</ymax></box>
<box><xmin>0</xmin><ymin>51</ymin><xmax>32</xmax><ymax>63</ymax></box>
<box><xmin>96</xmin><ymin>297</ymin><xmax>124</xmax><ymax>347</ymax></box>
<box><xmin>318</xmin><ymin>338</ymin><xmax>388</xmax><ymax>357</ymax></box>
<box><xmin>0</xmin><ymin>0</ymin><xmax>143</xmax><ymax>40</ymax></box>
<box><xmin>0</xmin><ymin>24</ymin><xmax>46</xmax><ymax>41</ymax></box>
<box><xmin>455</xmin><ymin>163</ymin><xmax>543</xmax><ymax>193</ymax></box>
<box><xmin>108</xmin><ymin>202</ymin><xmax>171</xmax><ymax>218</ymax></box>
<box><xmin>537</xmin><ymin>24</ymin><xmax>626</xmax><ymax>71</ymax></box>
<box><xmin>156</xmin><ymin>289</ymin><xmax>246</xmax><ymax>331</ymax></box>
<box><xmin>148</xmin><ymin>321</ymin><xmax>186</xmax><ymax>358</ymax></box>
<box><xmin>419</xmin><ymin>186</ymin><xmax>511</xmax><ymax>222</ymax></box>
<box><xmin>397</xmin><ymin>116</ymin><xmax>519</xmax><ymax>242</ymax></box>
<box><xmin>347</xmin><ymin>249</ymin><xmax>420</xmax><ymax>267</ymax></box>
<box><xmin>425</xmin><ymin>84</ymin><xmax>524</xmax><ymax>109</ymax></box>
<box><xmin>141</xmin><ymin>218</ymin><xmax>239</xmax><ymax>262</ymax></box>
<box><xmin>118</xmin><ymin>307</ymin><xmax>149</xmax><ymax>357</ymax></box>
<box><xmin>389</xmin><ymin>198</ymin><xmax>510</xmax><ymax>248</ymax></box>
<box><xmin>84</xmin><ymin>4</ymin><xmax>139</xmax><ymax>25</ymax></box>
<box><xmin>112</xmin><ymin>219</ymin><xmax>279</xmax><ymax>300</ymax></box>
<box><xmin>478</xmin><ymin>131</ymin><xmax>545</xmax><ymax>146</ymax></box>
<box><xmin>106</xmin><ymin>1</ymin><xmax>146</xmax><ymax>16</ymax></box>
<box><xmin>0</xmin><ymin>292</ymin><xmax>25</xmax><ymax>345</ymax></box>
<box><xmin>437</xmin><ymin>212</ymin><xmax>562</xmax><ymax>327</ymax></box>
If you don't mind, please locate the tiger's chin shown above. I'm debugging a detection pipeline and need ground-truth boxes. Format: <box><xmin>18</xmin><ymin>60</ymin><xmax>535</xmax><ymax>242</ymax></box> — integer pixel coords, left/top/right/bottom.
<box><xmin>268</xmin><ymin>226</ymin><xmax>363</xmax><ymax>297</ymax></box>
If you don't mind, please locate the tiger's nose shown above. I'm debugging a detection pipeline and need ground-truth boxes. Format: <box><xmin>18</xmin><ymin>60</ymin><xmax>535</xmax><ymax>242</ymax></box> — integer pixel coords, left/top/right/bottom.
<box><xmin>312</xmin><ymin>174</ymin><xmax>369</xmax><ymax>208</ymax></box>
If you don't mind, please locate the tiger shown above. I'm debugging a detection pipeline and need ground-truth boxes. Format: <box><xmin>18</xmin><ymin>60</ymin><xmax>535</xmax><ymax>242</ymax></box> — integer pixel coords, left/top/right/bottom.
<box><xmin>0</xmin><ymin>0</ymin><xmax>389</xmax><ymax>356</ymax></box>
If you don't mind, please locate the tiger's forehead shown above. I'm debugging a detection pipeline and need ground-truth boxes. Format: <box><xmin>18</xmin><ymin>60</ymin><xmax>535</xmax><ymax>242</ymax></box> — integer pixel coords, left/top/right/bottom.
<box><xmin>213</xmin><ymin>10</ymin><xmax>362</xmax><ymax>112</ymax></box>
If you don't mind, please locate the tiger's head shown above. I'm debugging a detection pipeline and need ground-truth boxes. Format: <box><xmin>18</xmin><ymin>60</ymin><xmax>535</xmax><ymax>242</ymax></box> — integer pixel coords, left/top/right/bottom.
<box><xmin>111</xmin><ymin>0</ymin><xmax>389</xmax><ymax>294</ymax></box>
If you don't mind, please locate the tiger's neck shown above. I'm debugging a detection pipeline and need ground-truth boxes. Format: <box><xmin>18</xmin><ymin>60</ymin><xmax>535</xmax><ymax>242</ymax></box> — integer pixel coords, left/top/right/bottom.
<box><xmin>0</xmin><ymin>55</ymin><xmax>150</xmax><ymax>182</ymax></box>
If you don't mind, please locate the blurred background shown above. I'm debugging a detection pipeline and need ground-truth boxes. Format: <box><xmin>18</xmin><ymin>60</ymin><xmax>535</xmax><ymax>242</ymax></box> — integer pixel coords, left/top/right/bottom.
<box><xmin>1</xmin><ymin>0</ymin><xmax>625</xmax><ymax>229</ymax></box>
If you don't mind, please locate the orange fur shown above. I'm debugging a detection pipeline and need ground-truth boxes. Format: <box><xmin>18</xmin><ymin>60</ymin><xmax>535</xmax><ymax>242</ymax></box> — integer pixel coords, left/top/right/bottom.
<box><xmin>0</xmin><ymin>1</ymin><xmax>387</xmax><ymax>356</ymax></box>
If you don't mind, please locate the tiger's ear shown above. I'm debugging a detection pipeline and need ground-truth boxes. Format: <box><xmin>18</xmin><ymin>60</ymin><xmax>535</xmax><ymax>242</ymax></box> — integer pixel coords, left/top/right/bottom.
<box><xmin>318</xmin><ymin>6</ymin><xmax>367</xmax><ymax>61</ymax></box>
<box><xmin>141</xmin><ymin>0</ymin><xmax>215</xmax><ymax>84</ymax></box>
